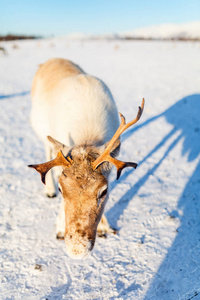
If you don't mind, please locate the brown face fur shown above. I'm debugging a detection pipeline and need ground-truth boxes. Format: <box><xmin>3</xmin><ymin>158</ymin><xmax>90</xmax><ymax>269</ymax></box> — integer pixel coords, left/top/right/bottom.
<box><xmin>58</xmin><ymin>145</ymin><xmax>109</xmax><ymax>257</ymax></box>
<box><xmin>28</xmin><ymin>137</ymin><xmax>120</xmax><ymax>258</ymax></box>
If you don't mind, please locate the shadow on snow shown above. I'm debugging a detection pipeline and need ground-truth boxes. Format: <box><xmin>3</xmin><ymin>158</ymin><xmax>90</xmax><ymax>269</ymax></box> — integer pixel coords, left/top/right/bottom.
<box><xmin>41</xmin><ymin>282</ymin><xmax>71</xmax><ymax>300</ymax></box>
<box><xmin>0</xmin><ymin>91</ymin><xmax>30</xmax><ymax>100</ymax></box>
<box><xmin>108</xmin><ymin>94</ymin><xmax>200</xmax><ymax>298</ymax></box>
<box><xmin>144</xmin><ymin>160</ymin><xmax>200</xmax><ymax>299</ymax></box>
<box><xmin>107</xmin><ymin>94</ymin><xmax>200</xmax><ymax>227</ymax></box>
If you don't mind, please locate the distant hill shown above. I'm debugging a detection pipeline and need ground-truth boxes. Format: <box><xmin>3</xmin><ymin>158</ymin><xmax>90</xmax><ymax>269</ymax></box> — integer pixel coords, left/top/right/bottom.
<box><xmin>2</xmin><ymin>22</ymin><xmax>199</xmax><ymax>41</ymax></box>
<box><xmin>65</xmin><ymin>21</ymin><xmax>200</xmax><ymax>41</ymax></box>
<box><xmin>121</xmin><ymin>21</ymin><xmax>200</xmax><ymax>41</ymax></box>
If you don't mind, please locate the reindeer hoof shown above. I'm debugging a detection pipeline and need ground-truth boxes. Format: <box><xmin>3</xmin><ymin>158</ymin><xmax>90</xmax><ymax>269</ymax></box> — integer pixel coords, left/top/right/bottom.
<box><xmin>97</xmin><ymin>227</ymin><xmax>118</xmax><ymax>238</ymax></box>
<box><xmin>56</xmin><ymin>232</ymin><xmax>64</xmax><ymax>240</ymax></box>
<box><xmin>97</xmin><ymin>231</ymin><xmax>107</xmax><ymax>238</ymax></box>
<box><xmin>112</xmin><ymin>228</ymin><xmax>118</xmax><ymax>235</ymax></box>
<box><xmin>46</xmin><ymin>192</ymin><xmax>57</xmax><ymax>198</ymax></box>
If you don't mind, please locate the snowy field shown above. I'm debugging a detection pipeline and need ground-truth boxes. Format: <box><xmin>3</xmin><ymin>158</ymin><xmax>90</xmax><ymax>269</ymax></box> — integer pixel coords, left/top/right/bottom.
<box><xmin>0</xmin><ymin>38</ymin><xmax>200</xmax><ymax>300</ymax></box>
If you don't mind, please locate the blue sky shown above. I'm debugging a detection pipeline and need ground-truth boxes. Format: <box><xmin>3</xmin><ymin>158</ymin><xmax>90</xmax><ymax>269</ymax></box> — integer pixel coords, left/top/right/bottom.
<box><xmin>0</xmin><ymin>0</ymin><xmax>200</xmax><ymax>36</ymax></box>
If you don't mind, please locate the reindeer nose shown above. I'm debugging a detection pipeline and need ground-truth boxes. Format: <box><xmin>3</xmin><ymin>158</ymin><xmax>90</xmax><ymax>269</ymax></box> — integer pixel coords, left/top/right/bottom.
<box><xmin>65</xmin><ymin>235</ymin><xmax>94</xmax><ymax>259</ymax></box>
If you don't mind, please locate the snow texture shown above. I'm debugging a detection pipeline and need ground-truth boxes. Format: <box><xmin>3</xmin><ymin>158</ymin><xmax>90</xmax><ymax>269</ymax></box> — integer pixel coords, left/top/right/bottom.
<box><xmin>0</xmin><ymin>38</ymin><xmax>200</xmax><ymax>300</ymax></box>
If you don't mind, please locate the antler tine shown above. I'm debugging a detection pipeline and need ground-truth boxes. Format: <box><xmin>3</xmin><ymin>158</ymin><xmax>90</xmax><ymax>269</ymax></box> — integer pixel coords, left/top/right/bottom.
<box><xmin>92</xmin><ymin>98</ymin><xmax>145</xmax><ymax>179</ymax></box>
<box><xmin>28</xmin><ymin>150</ymin><xmax>72</xmax><ymax>184</ymax></box>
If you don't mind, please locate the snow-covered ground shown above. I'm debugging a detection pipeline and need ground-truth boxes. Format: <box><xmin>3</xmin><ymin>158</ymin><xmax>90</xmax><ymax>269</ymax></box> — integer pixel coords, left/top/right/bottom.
<box><xmin>0</xmin><ymin>38</ymin><xmax>200</xmax><ymax>299</ymax></box>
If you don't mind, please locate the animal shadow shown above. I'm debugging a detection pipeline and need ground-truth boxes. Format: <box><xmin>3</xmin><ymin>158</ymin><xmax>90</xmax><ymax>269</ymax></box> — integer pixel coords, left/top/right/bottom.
<box><xmin>0</xmin><ymin>91</ymin><xmax>30</xmax><ymax>100</ymax></box>
<box><xmin>107</xmin><ymin>94</ymin><xmax>200</xmax><ymax>230</ymax></box>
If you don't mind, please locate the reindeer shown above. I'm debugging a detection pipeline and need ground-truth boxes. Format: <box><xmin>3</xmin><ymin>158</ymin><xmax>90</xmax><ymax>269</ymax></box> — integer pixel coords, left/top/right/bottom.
<box><xmin>28</xmin><ymin>58</ymin><xmax>144</xmax><ymax>259</ymax></box>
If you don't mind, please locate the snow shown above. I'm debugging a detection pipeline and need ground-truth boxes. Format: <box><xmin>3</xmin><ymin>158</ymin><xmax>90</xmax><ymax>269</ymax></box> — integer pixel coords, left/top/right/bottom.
<box><xmin>122</xmin><ymin>21</ymin><xmax>200</xmax><ymax>40</ymax></box>
<box><xmin>0</xmin><ymin>38</ymin><xmax>200</xmax><ymax>299</ymax></box>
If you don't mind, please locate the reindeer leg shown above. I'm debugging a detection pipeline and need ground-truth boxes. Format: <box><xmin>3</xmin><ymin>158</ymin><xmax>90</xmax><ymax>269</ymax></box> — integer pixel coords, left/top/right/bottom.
<box><xmin>56</xmin><ymin>198</ymin><xmax>65</xmax><ymax>239</ymax></box>
<box><xmin>97</xmin><ymin>214</ymin><xmax>117</xmax><ymax>238</ymax></box>
<box><xmin>44</xmin><ymin>142</ymin><xmax>56</xmax><ymax>197</ymax></box>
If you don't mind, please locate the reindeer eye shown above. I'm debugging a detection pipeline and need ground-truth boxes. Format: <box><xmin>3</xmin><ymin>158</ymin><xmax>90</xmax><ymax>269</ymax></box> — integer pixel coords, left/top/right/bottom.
<box><xmin>99</xmin><ymin>187</ymin><xmax>108</xmax><ymax>199</ymax></box>
<box><xmin>58</xmin><ymin>184</ymin><xmax>62</xmax><ymax>193</ymax></box>
<box><xmin>101</xmin><ymin>188</ymin><xmax>107</xmax><ymax>198</ymax></box>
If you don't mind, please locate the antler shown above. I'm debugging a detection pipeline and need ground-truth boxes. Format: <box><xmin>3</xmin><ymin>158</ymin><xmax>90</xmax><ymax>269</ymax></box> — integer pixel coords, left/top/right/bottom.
<box><xmin>92</xmin><ymin>98</ymin><xmax>145</xmax><ymax>179</ymax></box>
<box><xmin>28</xmin><ymin>150</ymin><xmax>73</xmax><ymax>184</ymax></box>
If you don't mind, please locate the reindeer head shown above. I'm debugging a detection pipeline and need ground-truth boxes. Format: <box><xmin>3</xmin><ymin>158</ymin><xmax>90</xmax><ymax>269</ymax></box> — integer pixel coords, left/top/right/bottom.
<box><xmin>28</xmin><ymin>99</ymin><xmax>144</xmax><ymax>259</ymax></box>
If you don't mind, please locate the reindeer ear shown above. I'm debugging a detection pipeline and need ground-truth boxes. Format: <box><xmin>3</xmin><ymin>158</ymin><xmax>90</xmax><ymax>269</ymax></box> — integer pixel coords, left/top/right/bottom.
<box><xmin>108</xmin><ymin>138</ymin><xmax>121</xmax><ymax>158</ymax></box>
<box><xmin>97</xmin><ymin>139</ymin><xmax>121</xmax><ymax>176</ymax></box>
<box><xmin>47</xmin><ymin>136</ymin><xmax>70</xmax><ymax>156</ymax></box>
<box><xmin>101</xmin><ymin>138</ymin><xmax>121</xmax><ymax>158</ymax></box>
